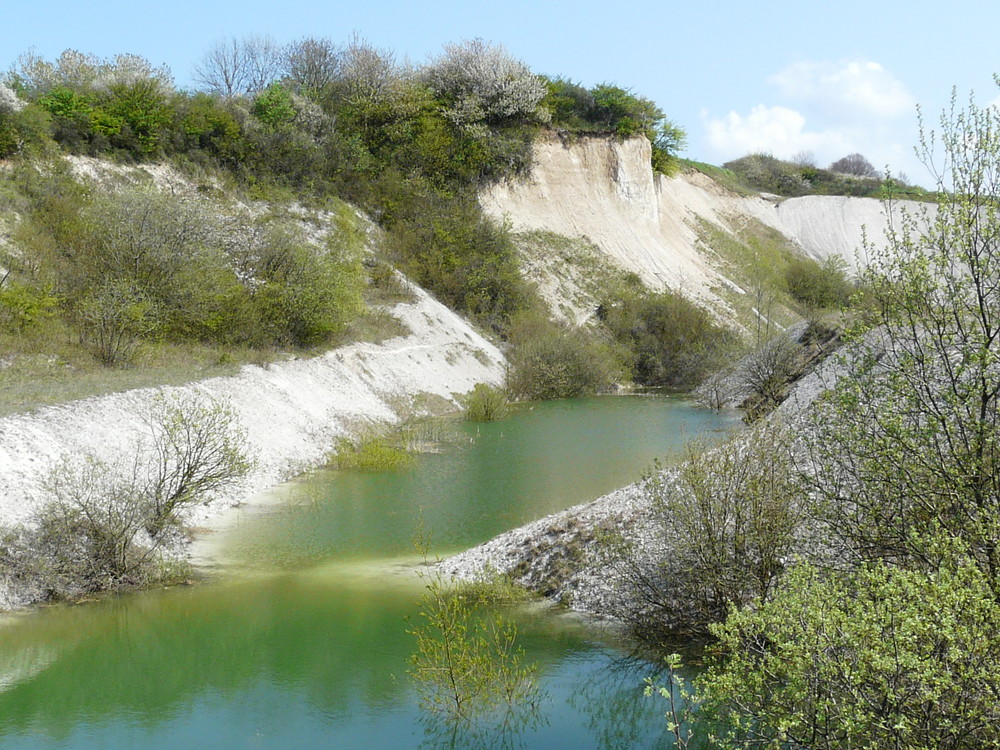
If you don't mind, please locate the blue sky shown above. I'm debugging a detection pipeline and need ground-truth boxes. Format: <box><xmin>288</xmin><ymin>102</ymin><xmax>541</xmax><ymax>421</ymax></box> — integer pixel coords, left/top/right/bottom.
<box><xmin>3</xmin><ymin>0</ymin><xmax>998</xmax><ymax>183</ymax></box>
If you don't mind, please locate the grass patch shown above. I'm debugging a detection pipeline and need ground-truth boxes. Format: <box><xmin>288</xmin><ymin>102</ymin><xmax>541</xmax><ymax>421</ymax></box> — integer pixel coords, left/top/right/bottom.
<box><xmin>512</xmin><ymin>229</ymin><xmax>639</xmax><ymax>323</ymax></box>
<box><xmin>695</xmin><ymin>217</ymin><xmax>804</xmax><ymax>337</ymax></box>
<box><xmin>453</xmin><ymin>568</ymin><xmax>534</xmax><ymax>606</ymax></box>
<box><xmin>338</xmin><ymin>306</ymin><xmax>410</xmax><ymax>345</ymax></box>
<box><xmin>678</xmin><ymin>159</ymin><xmax>758</xmax><ymax>196</ymax></box>
<box><xmin>332</xmin><ymin>435</ymin><xmax>415</xmax><ymax>471</ymax></box>
<box><xmin>364</xmin><ymin>259</ymin><xmax>419</xmax><ymax>305</ymax></box>
<box><xmin>330</xmin><ymin>411</ymin><xmax>472</xmax><ymax>471</ymax></box>
<box><xmin>0</xmin><ymin>324</ymin><xmax>282</xmax><ymax>417</ymax></box>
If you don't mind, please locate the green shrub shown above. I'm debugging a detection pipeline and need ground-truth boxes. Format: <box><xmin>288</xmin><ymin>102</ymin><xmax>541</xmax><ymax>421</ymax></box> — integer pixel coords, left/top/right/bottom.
<box><xmin>540</xmin><ymin>77</ymin><xmax>595</xmax><ymax>130</ymax></box>
<box><xmin>36</xmin><ymin>86</ymin><xmax>96</xmax><ymax>152</ymax></box>
<box><xmin>252</xmin><ymin>82</ymin><xmax>297</xmax><ymax>129</ymax></box>
<box><xmin>387</xmin><ymin>195</ymin><xmax>529</xmax><ymax>334</ymax></box>
<box><xmin>700</xmin><ymin>561</ymin><xmax>1000</xmax><ymax>749</ymax></box>
<box><xmin>590</xmin><ymin>84</ymin><xmax>663</xmax><ymax>137</ymax></box>
<box><xmin>505</xmin><ymin>312</ymin><xmax>623</xmax><ymax>400</ymax></box>
<box><xmin>232</xmin><ymin>214</ymin><xmax>364</xmax><ymax>348</ymax></box>
<box><xmin>784</xmin><ymin>255</ymin><xmax>854</xmax><ymax>309</ymax></box>
<box><xmin>103</xmin><ymin>78</ymin><xmax>171</xmax><ymax>156</ymax></box>
<box><xmin>171</xmin><ymin>92</ymin><xmax>241</xmax><ymax>158</ymax></box>
<box><xmin>599</xmin><ymin>288</ymin><xmax>736</xmax><ymax>389</ymax></box>
<box><xmin>462</xmin><ymin>383</ymin><xmax>510</xmax><ymax>422</ymax></box>
<box><xmin>0</xmin><ymin>282</ymin><xmax>58</xmax><ymax>332</ymax></box>
<box><xmin>650</xmin><ymin>120</ymin><xmax>686</xmax><ymax>176</ymax></box>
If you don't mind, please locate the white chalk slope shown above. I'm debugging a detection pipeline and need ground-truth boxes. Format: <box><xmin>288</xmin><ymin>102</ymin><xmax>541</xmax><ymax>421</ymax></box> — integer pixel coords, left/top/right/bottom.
<box><xmin>0</xmin><ymin>286</ymin><xmax>504</xmax><ymax>531</ymax></box>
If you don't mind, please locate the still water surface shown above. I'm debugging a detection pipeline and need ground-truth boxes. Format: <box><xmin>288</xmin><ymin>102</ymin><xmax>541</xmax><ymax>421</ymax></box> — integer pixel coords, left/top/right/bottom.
<box><xmin>0</xmin><ymin>396</ymin><xmax>737</xmax><ymax>749</ymax></box>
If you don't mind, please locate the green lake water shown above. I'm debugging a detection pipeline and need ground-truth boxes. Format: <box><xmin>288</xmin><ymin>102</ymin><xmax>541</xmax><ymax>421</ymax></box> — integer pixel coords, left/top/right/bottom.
<box><xmin>0</xmin><ymin>395</ymin><xmax>737</xmax><ymax>749</ymax></box>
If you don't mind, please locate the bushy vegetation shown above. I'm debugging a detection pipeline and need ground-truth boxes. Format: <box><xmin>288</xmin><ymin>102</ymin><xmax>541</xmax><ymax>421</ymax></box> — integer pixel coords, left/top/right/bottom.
<box><xmin>504</xmin><ymin>310</ymin><xmax>625</xmax><ymax>400</ymax></box>
<box><xmin>0</xmin><ymin>38</ymin><xmax>693</xmax><ymax>389</ymax></box>
<box><xmin>462</xmin><ymin>383</ymin><xmax>510</xmax><ymax>422</ymax></box>
<box><xmin>408</xmin><ymin>570</ymin><xmax>541</xmax><ymax>731</ymax></box>
<box><xmin>332</xmin><ymin>434</ymin><xmax>415</xmax><ymax>471</ymax></box>
<box><xmin>598</xmin><ymin>285</ymin><xmax>737</xmax><ymax>388</ymax></box>
<box><xmin>0</xmin><ymin>165</ymin><xmax>365</xmax><ymax>367</ymax></box>
<box><xmin>783</xmin><ymin>254</ymin><xmax>853</xmax><ymax>310</ymax></box>
<box><xmin>610</xmin><ymin>425</ymin><xmax>799</xmax><ymax>641</ymax></box>
<box><xmin>541</xmin><ymin>77</ymin><xmax>686</xmax><ymax>174</ymax></box>
<box><xmin>699</xmin><ymin>561</ymin><xmax>1000</xmax><ymax>749</ymax></box>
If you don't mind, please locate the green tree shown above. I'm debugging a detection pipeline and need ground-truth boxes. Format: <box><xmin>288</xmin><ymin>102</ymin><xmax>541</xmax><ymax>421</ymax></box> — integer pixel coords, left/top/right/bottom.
<box><xmin>692</xmin><ymin>88</ymin><xmax>1000</xmax><ymax>749</ymax></box>
<box><xmin>651</xmin><ymin>119</ymin><xmax>687</xmax><ymax>176</ymax></box>
<box><xmin>803</xmin><ymin>91</ymin><xmax>1000</xmax><ymax>584</ymax></box>
<box><xmin>103</xmin><ymin>77</ymin><xmax>171</xmax><ymax>155</ymax></box>
<box><xmin>252</xmin><ymin>82</ymin><xmax>296</xmax><ymax>129</ymax></box>
<box><xmin>699</xmin><ymin>561</ymin><xmax>1000</xmax><ymax>749</ymax></box>
<box><xmin>590</xmin><ymin>84</ymin><xmax>663</xmax><ymax>137</ymax></box>
<box><xmin>408</xmin><ymin>573</ymin><xmax>540</xmax><ymax>722</ymax></box>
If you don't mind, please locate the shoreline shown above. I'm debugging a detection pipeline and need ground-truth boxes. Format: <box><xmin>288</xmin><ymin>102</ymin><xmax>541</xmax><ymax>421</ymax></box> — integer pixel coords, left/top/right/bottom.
<box><xmin>0</xmin><ymin>284</ymin><xmax>505</xmax><ymax>609</ymax></box>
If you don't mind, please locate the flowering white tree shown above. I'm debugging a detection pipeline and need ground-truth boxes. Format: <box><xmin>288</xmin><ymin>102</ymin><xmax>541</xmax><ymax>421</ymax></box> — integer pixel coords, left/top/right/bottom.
<box><xmin>423</xmin><ymin>38</ymin><xmax>547</xmax><ymax>132</ymax></box>
<box><xmin>0</xmin><ymin>82</ymin><xmax>24</xmax><ymax>114</ymax></box>
<box><xmin>9</xmin><ymin>49</ymin><xmax>172</xmax><ymax>98</ymax></box>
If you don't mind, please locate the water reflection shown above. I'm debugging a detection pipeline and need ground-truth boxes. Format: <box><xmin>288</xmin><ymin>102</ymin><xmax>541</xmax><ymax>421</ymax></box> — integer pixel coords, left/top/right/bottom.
<box><xmin>0</xmin><ymin>396</ymin><xmax>735</xmax><ymax>749</ymax></box>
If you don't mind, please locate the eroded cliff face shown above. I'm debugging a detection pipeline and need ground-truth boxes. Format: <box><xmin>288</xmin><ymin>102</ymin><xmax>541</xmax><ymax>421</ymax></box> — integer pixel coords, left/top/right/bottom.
<box><xmin>482</xmin><ymin>135</ymin><xmax>746</xmax><ymax>310</ymax></box>
<box><xmin>483</xmin><ymin>133</ymin><xmax>928</xmax><ymax>322</ymax></box>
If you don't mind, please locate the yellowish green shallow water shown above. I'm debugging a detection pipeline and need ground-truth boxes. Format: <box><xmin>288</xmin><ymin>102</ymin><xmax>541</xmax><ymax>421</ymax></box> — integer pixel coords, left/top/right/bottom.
<box><xmin>0</xmin><ymin>396</ymin><xmax>737</xmax><ymax>749</ymax></box>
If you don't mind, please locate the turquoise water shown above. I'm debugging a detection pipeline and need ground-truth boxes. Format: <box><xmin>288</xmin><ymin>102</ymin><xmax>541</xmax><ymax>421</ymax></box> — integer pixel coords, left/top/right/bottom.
<box><xmin>0</xmin><ymin>396</ymin><xmax>737</xmax><ymax>749</ymax></box>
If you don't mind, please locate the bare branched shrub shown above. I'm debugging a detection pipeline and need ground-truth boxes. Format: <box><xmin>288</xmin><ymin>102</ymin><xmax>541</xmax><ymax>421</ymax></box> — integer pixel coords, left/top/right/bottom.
<box><xmin>0</xmin><ymin>395</ymin><xmax>252</xmax><ymax>603</ymax></box>
<box><xmin>737</xmin><ymin>334</ymin><xmax>801</xmax><ymax>418</ymax></box>
<box><xmin>828</xmin><ymin>152</ymin><xmax>878</xmax><ymax>177</ymax></box>
<box><xmin>141</xmin><ymin>395</ymin><xmax>253</xmax><ymax>534</ymax></box>
<box><xmin>78</xmin><ymin>280</ymin><xmax>160</xmax><ymax>367</ymax></box>
<box><xmin>194</xmin><ymin>36</ymin><xmax>280</xmax><ymax>97</ymax></box>
<box><xmin>606</xmin><ymin>425</ymin><xmax>800</xmax><ymax>640</ymax></box>
<box><xmin>694</xmin><ymin>369</ymin><xmax>733</xmax><ymax>411</ymax></box>
<box><xmin>282</xmin><ymin>37</ymin><xmax>340</xmax><ymax>99</ymax></box>
<box><xmin>9</xmin><ymin>49</ymin><xmax>172</xmax><ymax>98</ymax></box>
<box><xmin>338</xmin><ymin>34</ymin><xmax>402</xmax><ymax>109</ymax></box>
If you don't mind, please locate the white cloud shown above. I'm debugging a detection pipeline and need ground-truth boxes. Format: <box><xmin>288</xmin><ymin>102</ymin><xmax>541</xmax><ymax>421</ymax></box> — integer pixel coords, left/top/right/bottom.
<box><xmin>704</xmin><ymin>105</ymin><xmax>853</xmax><ymax>163</ymax></box>
<box><xmin>698</xmin><ymin>59</ymin><xmax>923</xmax><ymax>179</ymax></box>
<box><xmin>768</xmin><ymin>60</ymin><xmax>914</xmax><ymax>120</ymax></box>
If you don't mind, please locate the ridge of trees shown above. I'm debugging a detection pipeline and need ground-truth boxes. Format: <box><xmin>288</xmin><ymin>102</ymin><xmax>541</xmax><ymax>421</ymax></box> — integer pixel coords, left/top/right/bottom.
<box><xmin>719</xmin><ymin>150</ymin><xmax>932</xmax><ymax>199</ymax></box>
